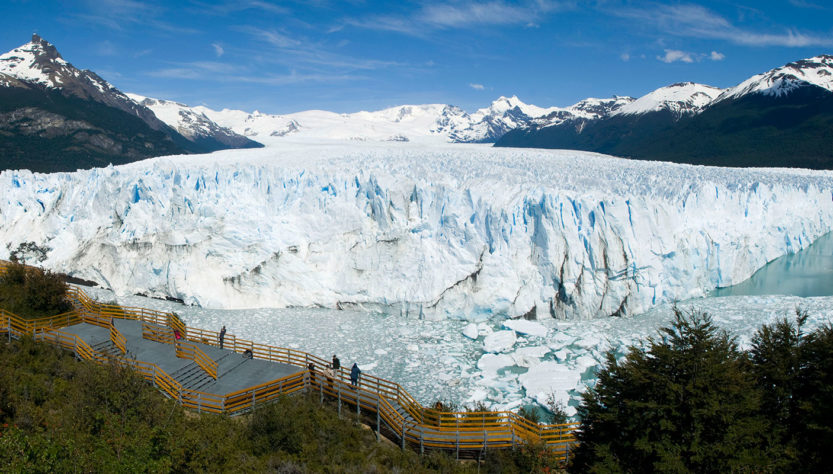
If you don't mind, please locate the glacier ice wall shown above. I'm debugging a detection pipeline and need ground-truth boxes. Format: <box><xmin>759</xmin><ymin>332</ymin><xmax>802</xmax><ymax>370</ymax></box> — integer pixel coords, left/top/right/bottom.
<box><xmin>1</xmin><ymin>143</ymin><xmax>832</xmax><ymax>320</ymax></box>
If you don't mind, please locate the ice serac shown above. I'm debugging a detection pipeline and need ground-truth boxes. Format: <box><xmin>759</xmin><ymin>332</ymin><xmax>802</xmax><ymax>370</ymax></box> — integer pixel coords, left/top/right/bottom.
<box><xmin>1</xmin><ymin>144</ymin><xmax>832</xmax><ymax>320</ymax></box>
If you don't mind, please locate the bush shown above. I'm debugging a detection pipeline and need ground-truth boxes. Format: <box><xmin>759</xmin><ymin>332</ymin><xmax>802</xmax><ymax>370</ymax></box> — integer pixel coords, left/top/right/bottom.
<box><xmin>752</xmin><ymin>312</ymin><xmax>833</xmax><ymax>471</ymax></box>
<box><xmin>571</xmin><ymin>308</ymin><xmax>770</xmax><ymax>473</ymax></box>
<box><xmin>6</xmin><ymin>336</ymin><xmax>564</xmax><ymax>472</ymax></box>
<box><xmin>0</xmin><ymin>259</ymin><xmax>70</xmax><ymax>319</ymax></box>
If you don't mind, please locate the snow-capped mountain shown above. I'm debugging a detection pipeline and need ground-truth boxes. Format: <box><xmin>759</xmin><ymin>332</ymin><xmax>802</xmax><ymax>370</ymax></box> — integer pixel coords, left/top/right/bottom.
<box><xmin>530</xmin><ymin>96</ymin><xmax>635</xmax><ymax>128</ymax></box>
<box><xmin>0</xmin><ymin>35</ymin><xmax>262</xmax><ymax>173</ymax></box>
<box><xmin>613</xmin><ymin>82</ymin><xmax>723</xmax><ymax>118</ymax></box>
<box><xmin>497</xmin><ymin>54</ymin><xmax>833</xmax><ymax>169</ymax></box>
<box><xmin>0</xmin><ymin>34</ymin><xmax>169</xmax><ymax>132</ymax></box>
<box><xmin>127</xmin><ymin>94</ymin><xmax>262</xmax><ymax>150</ymax></box>
<box><xmin>716</xmin><ymin>54</ymin><xmax>833</xmax><ymax>101</ymax></box>
<box><xmin>192</xmin><ymin>96</ymin><xmax>566</xmax><ymax>144</ymax></box>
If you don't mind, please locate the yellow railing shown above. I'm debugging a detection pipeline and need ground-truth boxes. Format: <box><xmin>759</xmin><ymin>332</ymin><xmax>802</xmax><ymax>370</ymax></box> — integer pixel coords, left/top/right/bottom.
<box><xmin>174</xmin><ymin>341</ymin><xmax>218</xmax><ymax>380</ymax></box>
<box><xmin>110</xmin><ymin>321</ymin><xmax>127</xmax><ymax>355</ymax></box>
<box><xmin>142</xmin><ymin>322</ymin><xmax>175</xmax><ymax>344</ymax></box>
<box><xmin>0</xmin><ymin>260</ymin><xmax>578</xmax><ymax>457</ymax></box>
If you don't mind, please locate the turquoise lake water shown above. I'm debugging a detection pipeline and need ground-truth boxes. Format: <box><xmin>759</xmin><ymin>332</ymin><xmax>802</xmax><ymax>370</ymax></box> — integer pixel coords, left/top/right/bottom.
<box><xmin>711</xmin><ymin>231</ymin><xmax>833</xmax><ymax>298</ymax></box>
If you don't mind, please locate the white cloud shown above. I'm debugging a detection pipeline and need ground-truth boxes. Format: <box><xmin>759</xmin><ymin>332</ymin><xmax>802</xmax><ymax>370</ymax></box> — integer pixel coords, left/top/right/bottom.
<box><xmin>212</xmin><ymin>42</ymin><xmax>224</xmax><ymax>57</ymax></box>
<box><xmin>469</xmin><ymin>83</ymin><xmax>485</xmax><ymax>90</ymax></box>
<box><xmin>620</xmin><ymin>52</ymin><xmax>630</xmax><ymax>62</ymax></box>
<box><xmin>609</xmin><ymin>3</ymin><xmax>833</xmax><ymax>48</ymax></box>
<box><xmin>96</xmin><ymin>40</ymin><xmax>117</xmax><ymax>56</ymax></box>
<box><xmin>709</xmin><ymin>50</ymin><xmax>725</xmax><ymax>61</ymax></box>
<box><xmin>657</xmin><ymin>49</ymin><xmax>694</xmax><ymax>63</ymax></box>
<box><xmin>347</xmin><ymin>1</ymin><xmax>572</xmax><ymax>35</ymax></box>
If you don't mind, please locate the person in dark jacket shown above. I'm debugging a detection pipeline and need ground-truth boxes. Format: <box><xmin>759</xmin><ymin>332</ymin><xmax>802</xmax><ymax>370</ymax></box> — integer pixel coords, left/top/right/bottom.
<box><xmin>308</xmin><ymin>362</ymin><xmax>316</xmax><ymax>384</ymax></box>
<box><xmin>332</xmin><ymin>354</ymin><xmax>340</xmax><ymax>372</ymax></box>
<box><xmin>219</xmin><ymin>325</ymin><xmax>226</xmax><ymax>349</ymax></box>
<box><xmin>350</xmin><ymin>363</ymin><xmax>361</xmax><ymax>387</ymax></box>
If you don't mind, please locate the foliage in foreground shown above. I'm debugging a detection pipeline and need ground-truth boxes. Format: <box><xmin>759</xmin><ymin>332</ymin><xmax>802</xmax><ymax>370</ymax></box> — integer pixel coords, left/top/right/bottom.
<box><xmin>0</xmin><ymin>258</ymin><xmax>70</xmax><ymax>319</ymax></box>
<box><xmin>0</xmin><ymin>337</ymin><xmax>559</xmax><ymax>473</ymax></box>
<box><xmin>571</xmin><ymin>308</ymin><xmax>833</xmax><ymax>473</ymax></box>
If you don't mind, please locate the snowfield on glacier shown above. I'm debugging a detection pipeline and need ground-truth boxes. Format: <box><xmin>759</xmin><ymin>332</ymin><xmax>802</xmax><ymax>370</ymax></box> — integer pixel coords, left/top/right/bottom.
<box><xmin>1</xmin><ymin>141</ymin><xmax>833</xmax><ymax>320</ymax></box>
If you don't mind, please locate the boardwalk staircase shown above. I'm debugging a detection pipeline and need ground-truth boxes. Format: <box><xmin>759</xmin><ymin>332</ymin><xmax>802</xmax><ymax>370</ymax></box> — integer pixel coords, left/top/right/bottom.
<box><xmin>0</xmin><ymin>259</ymin><xmax>578</xmax><ymax>460</ymax></box>
<box><xmin>171</xmin><ymin>362</ymin><xmax>216</xmax><ymax>391</ymax></box>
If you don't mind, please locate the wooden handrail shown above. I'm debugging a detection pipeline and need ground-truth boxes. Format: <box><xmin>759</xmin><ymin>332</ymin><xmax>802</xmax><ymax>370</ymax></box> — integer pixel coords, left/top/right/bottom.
<box><xmin>110</xmin><ymin>322</ymin><xmax>127</xmax><ymax>355</ymax></box>
<box><xmin>1</xmin><ymin>260</ymin><xmax>578</xmax><ymax>455</ymax></box>
<box><xmin>174</xmin><ymin>341</ymin><xmax>218</xmax><ymax>380</ymax></box>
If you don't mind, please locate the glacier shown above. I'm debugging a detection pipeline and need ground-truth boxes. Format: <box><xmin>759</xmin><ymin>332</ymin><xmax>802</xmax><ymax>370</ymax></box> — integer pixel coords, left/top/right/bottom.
<box><xmin>1</xmin><ymin>141</ymin><xmax>832</xmax><ymax>320</ymax></box>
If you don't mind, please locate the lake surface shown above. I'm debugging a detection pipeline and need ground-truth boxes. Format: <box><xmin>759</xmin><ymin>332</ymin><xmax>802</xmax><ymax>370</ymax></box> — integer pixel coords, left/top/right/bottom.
<box><xmin>711</xmin><ymin>231</ymin><xmax>833</xmax><ymax>298</ymax></box>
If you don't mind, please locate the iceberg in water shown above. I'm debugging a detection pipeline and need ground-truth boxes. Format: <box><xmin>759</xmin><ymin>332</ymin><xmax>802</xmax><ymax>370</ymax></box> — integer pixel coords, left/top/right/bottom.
<box><xmin>1</xmin><ymin>142</ymin><xmax>832</xmax><ymax>320</ymax></box>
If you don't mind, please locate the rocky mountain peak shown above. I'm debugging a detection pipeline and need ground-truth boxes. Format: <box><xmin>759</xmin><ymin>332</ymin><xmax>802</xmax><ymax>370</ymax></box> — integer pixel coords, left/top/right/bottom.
<box><xmin>29</xmin><ymin>34</ymin><xmax>63</xmax><ymax>62</ymax></box>
<box><xmin>717</xmin><ymin>54</ymin><xmax>833</xmax><ymax>102</ymax></box>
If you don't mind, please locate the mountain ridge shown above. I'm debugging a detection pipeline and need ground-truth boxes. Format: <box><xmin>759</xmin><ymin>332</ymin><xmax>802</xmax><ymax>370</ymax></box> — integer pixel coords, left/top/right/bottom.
<box><xmin>0</xmin><ymin>35</ymin><xmax>261</xmax><ymax>173</ymax></box>
<box><xmin>495</xmin><ymin>54</ymin><xmax>833</xmax><ymax>169</ymax></box>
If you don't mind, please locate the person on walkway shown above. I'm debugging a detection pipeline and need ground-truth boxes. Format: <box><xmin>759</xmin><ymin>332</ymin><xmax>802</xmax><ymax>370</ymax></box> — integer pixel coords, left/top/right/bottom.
<box><xmin>332</xmin><ymin>354</ymin><xmax>340</xmax><ymax>372</ymax></box>
<box><xmin>324</xmin><ymin>363</ymin><xmax>335</xmax><ymax>392</ymax></box>
<box><xmin>350</xmin><ymin>363</ymin><xmax>361</xmax><ymax>387</ymax></box>
<box><xmin>219</xmin><ymin>325</ymin><xmax>226</xmax><ymax>349</ymax></box>
<box><xmin>308</xmin><ymin>362</ymin><xmax>316</xmax><ymax>385</ymax></box>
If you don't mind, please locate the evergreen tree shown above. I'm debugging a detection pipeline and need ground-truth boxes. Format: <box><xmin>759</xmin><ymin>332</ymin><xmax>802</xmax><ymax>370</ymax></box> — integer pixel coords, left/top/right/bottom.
<box><xmin>571</xmin><ymin>309</ymin><xmax>770</xmax><ymax>473</ymax></box>
<box><xmin>749</xmin><ymin>311</ymin><xmax>806</xmax><ymax>467</ymax></box>
<box><xmin>793</xmin><ymin>324</ymin><xmax>833</xmax><ymax>471</ymax></box>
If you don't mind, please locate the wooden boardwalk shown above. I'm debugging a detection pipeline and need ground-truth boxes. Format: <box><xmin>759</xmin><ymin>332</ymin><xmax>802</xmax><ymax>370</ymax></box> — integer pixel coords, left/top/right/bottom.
<box><xmin>1</xmin><ymin>261</ymin><xmax>578</xmax><ymax>460</ymax></box>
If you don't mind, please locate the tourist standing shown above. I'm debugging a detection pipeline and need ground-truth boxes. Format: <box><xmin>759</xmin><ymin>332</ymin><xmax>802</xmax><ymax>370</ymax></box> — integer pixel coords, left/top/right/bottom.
<box><xmin>350</xmin><ymin>363</ymin><xmax>361</xmax><ymax>387</ymax></box>
<box><xmin>219</xmin><ymin>325</ymin><xmax>226</xmax><ymax>349</ymax></box>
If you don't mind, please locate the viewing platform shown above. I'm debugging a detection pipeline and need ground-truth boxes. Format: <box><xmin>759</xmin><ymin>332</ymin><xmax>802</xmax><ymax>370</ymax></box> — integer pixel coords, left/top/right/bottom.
<box><xmin>1</xmin><ymin>260</ymin><xmax>577</xmax><ymax>460</ymax></box>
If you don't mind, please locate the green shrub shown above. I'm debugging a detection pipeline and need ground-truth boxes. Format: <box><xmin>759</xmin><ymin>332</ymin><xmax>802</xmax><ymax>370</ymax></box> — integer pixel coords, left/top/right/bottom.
<box><xmin>571</xmin><ymin>308</ymin><xmax>770</xmax><ymax>473</ymax></box>
<box><xmin>0</xmin><ymin>259</ymin><xmax>70</xmax><ymax>319</ymax></box>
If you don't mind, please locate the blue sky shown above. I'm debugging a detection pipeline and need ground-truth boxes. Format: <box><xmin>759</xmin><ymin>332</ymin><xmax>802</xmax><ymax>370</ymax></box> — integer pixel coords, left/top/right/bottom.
<box><xmin>3</xmin><ymin>0</ymin><xmax>832</xmax><ymax>113</ymax></box>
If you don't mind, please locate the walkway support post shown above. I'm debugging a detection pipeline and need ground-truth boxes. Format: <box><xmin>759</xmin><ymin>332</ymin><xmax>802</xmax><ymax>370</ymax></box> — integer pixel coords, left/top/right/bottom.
<box><xmin>456</xmin><ymin>417</ymin><xmax>460</xmax><ymax>460</ymax></box>
<box><xmin>376</xmin><ymin>398</ymin><xmax>380</xmax><ymax>443</ymax></box>
<box><xmin>401</xmin><ymin>419</ymin><xmax>406</xmax><ymax>450</ymax></box>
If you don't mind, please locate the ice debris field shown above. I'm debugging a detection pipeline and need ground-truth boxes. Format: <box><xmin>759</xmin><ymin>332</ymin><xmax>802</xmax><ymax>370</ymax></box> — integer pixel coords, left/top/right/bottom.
<box><xmin>84</xmin><ymin>287</ymin><xmax>833</xmax><ymax>417</ymax></box>
<box><xmin>2</xmin><ymin>142</ymin><xmax>833</xmax><ymax>322</ymax></box>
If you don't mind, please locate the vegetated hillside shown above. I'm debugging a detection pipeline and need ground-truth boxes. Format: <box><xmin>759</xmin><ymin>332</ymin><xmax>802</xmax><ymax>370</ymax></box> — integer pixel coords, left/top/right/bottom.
<box><xmin>498</xmin><ymin>85</ymin><xmax>833</xmax><ymax>169</ymax></box>
<box><xmin>0</xmin><ymin>336</ymin><xmax>564</xmax><ymax>472</ymax></box>
<box><xmin>0</xmin><ymin>83</ymin><xmax>187</xmax><ymax>173</ymax></box>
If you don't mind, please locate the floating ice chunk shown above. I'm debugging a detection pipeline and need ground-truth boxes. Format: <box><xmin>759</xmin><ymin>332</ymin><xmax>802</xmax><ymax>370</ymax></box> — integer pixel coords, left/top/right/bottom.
<box><xmin>497</xmin><ymin>399</ymin><xmax>523</xmax><ymax>412</ymax></box>
<box><xmin>502</xmin><ymin>319</ymin><xmax>548</xmax><ymax>337</ymax></box>
<box><xmin>477</xmin><ymin>323</ymin><xmax>493</xmax><ymax>337</ymax></box>
<box><xmin>361</xmin><ymin>362</ymin><xmax>378</xmax><ymax>371</ymax></box>
<box><xmin>534</xmin><ymin>389</ymin><xmax>572</xmax><ymax>413</ymax></box>
<box><xmin>574</xmin><ymin>335</ymin><xmax>603</xmax><ymax>350</ymax></box>
<box><xmin>467</xmin><ymin>388</ymin><xmax>489</xmax><ymax>403</ymax></box>
<box><xmin>573</xmin><ymin>355</ymin><xmax>598</xmax><ymax>376</ymax></box>
<box><xmin>477</xmin><ymin>353</ymin><xmax>514</xmax><ymax>376</ymax></box>
<box><xmin>483</xmin><ymin>330</ymin><xmax>517</xmax><ymax>353</ymax></box>
<box><xmin>510</xmin><ymin>345</ymin><xmax>550</xmax><ymax>367</ymax></box>
<box><xmin>374</xmin><ymin>348</ymin><xmax>388</xmax><ymax>355</ymax></box>
<box><xmin>553</xmin><ymin>349</ymin><xmax>569</xmax><ymax>361</ymax></box>
<box><xmin>406</xmin><ymin>344</ymin><xmax>419</xmax><ymax>352</ymax></box>
<box><xmin>519</xmin><ymin>361</ymin><xmax>581</xmax><ymax>402</ymax></box>
<box><xmin>462</xmin><ymin>323</ymin><xmax>479</xmax><ymax>340</ymax></box>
